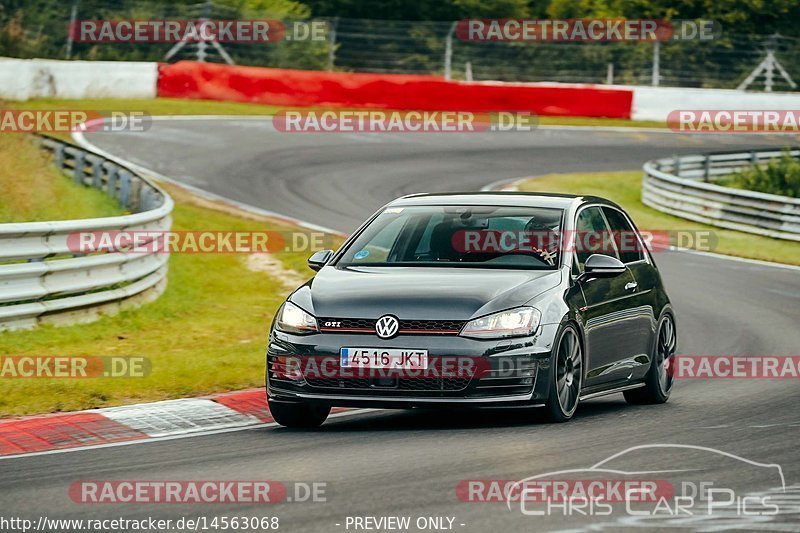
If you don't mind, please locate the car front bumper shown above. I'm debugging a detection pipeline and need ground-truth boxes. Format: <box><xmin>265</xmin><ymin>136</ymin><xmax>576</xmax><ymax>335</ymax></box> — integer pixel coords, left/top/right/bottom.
<box><xmin>266</xmin><ymin>324</ymin><xmax>560</xmax><ymax>408</ymax></box>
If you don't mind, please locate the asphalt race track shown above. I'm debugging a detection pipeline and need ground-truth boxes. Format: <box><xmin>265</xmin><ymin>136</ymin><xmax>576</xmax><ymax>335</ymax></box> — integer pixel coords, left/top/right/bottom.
<box><xmin>2</xmin><ymin>120</ymin><xmax>799</xmax><ymax>532</ymax></box>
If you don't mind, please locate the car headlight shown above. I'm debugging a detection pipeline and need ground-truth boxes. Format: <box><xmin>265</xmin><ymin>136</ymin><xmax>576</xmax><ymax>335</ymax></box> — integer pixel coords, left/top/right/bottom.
<box><xmin>275</xmin><ymin>301</ymin><xmax>318</xmax><ymax>334</ymax></box>
<box><xmin>459</xmin><ymin>307</ymin><xmax>541</xmax><ymax>339</ymax></box>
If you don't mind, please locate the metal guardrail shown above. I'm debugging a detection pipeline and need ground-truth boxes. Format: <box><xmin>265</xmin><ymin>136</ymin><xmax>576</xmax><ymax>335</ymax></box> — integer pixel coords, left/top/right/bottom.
<box><xmin>642</xmin><ymin>148</ymin><xmax>800</xmax><ymax>241</ymax></box>
<box><xmin>0</xmin><ymin>136</ymin><xmax>173</xmax><ymax>331</ymax></box>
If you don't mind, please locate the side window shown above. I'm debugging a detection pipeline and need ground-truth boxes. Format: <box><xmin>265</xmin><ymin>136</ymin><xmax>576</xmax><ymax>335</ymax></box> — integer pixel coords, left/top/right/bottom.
<box><xmin>602</xmin><ymin>207</ymin><xmax>644</xmax><ymax>264</ymax></box>
<box><xmin>574</xmin><ymin>206</ymin><xmax>618</xmax><ymax>272</ymax></box>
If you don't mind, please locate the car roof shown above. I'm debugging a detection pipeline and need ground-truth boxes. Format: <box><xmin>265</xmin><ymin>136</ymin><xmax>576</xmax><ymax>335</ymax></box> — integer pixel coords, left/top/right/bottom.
<box><xmin>388</xmin><ymin>192</ymin><xmax>617</xmax><ymax>210</ymax></box>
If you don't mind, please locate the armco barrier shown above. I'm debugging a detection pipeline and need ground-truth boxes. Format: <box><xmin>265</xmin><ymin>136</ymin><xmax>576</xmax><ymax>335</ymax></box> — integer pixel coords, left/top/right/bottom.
<box><xmin>0</xmin><ymin>136</ymin><xmax>173</xmax><ymax>331</ymax></box>
<box><xmin>642</xmin><ymin>148</ymin><xmax>800</xmax><ymax>241</ymax></box>
<box><xmin>157</xmin><ymin>61</ymin><xmax>634</xmax><ymax>118</ymax></box>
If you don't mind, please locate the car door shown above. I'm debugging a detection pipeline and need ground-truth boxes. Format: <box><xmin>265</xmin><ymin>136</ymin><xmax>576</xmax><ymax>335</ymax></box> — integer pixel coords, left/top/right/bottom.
<box><xmin>574</xmin><ymin>206</ymin><xmax>641</xmax><ymax>388</ymax></box>
<box><xmin>602</xmin><ymin>206</ymin><xmax>659</xmax><ymax>381</ymax></box>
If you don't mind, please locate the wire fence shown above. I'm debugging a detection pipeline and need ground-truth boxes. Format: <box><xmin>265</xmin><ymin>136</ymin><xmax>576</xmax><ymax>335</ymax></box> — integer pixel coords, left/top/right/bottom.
<box><xmin>2</xmin><ymin>0</ymin><xmax>799</xmax><ymax>91</ymax></box>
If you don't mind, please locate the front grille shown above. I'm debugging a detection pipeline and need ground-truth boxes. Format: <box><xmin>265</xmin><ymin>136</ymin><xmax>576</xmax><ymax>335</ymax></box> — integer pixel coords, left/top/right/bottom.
<box><xmin>305</xmin><ymin>376</ymin><xmax>471</xmax><ymax>392</ymax></box>
<box><xmin>282</xmin><ymin>354</ymin><xmax>474</xmax><ymax>393</ymax></box>
<box><xmin>399</xmin><ymin>319</ymin><xmax>464</xmax><ymax>333</ymax></box>
<box><xmin>268</xmin><ymin>352</ymin><xmax>536</xmax><ymax>400</ymax></box>
<box><xmin>318</xmin><ymin>317</ymin><xmax>465</xmax><ymax>335</ymax></box>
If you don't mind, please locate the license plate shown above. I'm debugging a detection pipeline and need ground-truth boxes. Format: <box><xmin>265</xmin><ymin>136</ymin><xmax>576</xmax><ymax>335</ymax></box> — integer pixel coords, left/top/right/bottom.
<box><xmin>340</xmin><ymin>348</ymin><xmax>428</xmax><ymax>370</ymax></box>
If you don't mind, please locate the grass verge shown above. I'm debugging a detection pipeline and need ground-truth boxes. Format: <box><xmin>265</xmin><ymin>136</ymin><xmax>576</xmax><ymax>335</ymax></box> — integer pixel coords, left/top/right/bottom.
<box><xmin>6</xmin><ymin>97</ymin><xmax>282</xmax><ymax>117</ymax></box>
<box><xmin>0</xmin><ymin>182</ymin><xmax>342</xmax><ymax>417</ymax></box>
<box><xmin>517</xmin><ymin>170</ymin><xmax>800</xmax><ymax>266</ymax></box>
<box><xmin>4</xmin><ymin>97</ymin><xmax>665</xmax><ymax>130</ymax></box>
<box><xmin>0</xmin><ymin>135</ymin><xmax>123</xmax><ymax>222</ymax></box>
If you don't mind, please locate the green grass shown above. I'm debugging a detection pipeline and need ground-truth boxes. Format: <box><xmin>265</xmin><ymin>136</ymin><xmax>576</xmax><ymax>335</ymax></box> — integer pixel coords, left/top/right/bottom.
<box><xmin>0</xmin><ymin>135</ymin><xmax>123</xmax><ymax>222</ymax></box>
<box><xmin>8</xmin><ymin>97</ymin><xmax>282</xmax><ymax>117</ymax></box>
<box><xmin>5</xmin><ymin>98</ymin><xmax>665</xmax><ymax>130</ymax></box>
<box><xmin>517</xmin><ymin>171</ymin><xmax>800</xmax><ymax>266</ymax></box>
<box><xmin>537</xmin><ymin>116</ymin><xmax>664</xmax><ymax>129</ymax></box>
<box><xmin>0</xmin><ymin>182</ymin><xmax>342</xmax><ymax>417</ymax></box>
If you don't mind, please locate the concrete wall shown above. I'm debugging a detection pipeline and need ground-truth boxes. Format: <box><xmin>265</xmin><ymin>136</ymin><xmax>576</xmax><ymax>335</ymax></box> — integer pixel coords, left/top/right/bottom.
<box><xmin>632</xmin><ymin>85</ymin><xmax>800</xmax><ymax>122</ymax></box>
<box><xmin>0</xmin><ymin>58</ymin><xmax>158</xmax><ymax>100</ymax></box>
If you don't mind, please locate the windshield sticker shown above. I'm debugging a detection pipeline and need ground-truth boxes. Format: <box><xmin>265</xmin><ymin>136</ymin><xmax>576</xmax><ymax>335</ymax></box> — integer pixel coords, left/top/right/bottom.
<box><xmin>354</xmin><ymin>249</ymin><xmax>370</xmax><ymax>259</ymax></box>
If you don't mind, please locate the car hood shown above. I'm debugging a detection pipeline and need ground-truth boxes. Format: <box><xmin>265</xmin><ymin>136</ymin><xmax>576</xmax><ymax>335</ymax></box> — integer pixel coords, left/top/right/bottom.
<box><xmin>290</xmin><ymin>266</ymin><xmax>562</xmax><ymax>320</ymax></box>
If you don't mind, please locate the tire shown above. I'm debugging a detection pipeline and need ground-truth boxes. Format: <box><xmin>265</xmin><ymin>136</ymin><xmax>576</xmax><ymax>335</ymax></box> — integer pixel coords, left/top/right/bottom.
<box><xmin>268</xmin><ymin>399</ymin><xmax>331</xmax><ymax>428</ymax></box>
<box><xmin>624</xmin><ymin>313</ymin><xmax>676</xmax><ymax>405</ymax></box>
<box><xmin>544</xmin><ymin>324</ymin><xmax>583</xmax><ymax>423</ymax></box>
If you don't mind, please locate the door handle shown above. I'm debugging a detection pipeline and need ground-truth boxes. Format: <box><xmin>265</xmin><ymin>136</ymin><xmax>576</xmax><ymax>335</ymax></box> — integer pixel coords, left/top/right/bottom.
<box><xmin>625</xmin><ymin>281</ymin><xmax>638</xmax><ymax>291</ymax></box>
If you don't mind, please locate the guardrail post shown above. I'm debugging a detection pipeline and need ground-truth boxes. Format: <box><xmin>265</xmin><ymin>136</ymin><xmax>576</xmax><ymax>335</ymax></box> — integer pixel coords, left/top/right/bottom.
<box><xmin>73</xmin><ymin>151</ymin><xmax>86</xmax><ymax>184</ymax></box>
<box><xmin>673</xmin><ymin>155</ymin><xmax>681</xmax><ymax>176</ymax></box>
<box><xmin>130</xmin><ymin>179</ymin><xmax>142</xmax><ymax>211</ymax></box>
<box><xmin>119</xmin><ymin>171</ymin><xmax>132</xmax><ymax>207</ymax></box>
<box><xmin>105</xmin><ymin>163</ymin><xmax>118</xmax><ymax>198</ymax></box>
<box><xmin>751</xmin><ymin>150</ymin><xmax>758</xmax><ymax>166</ymax></box>
<box><xmin>140</xmin><ymin>188</ymin><xmax>152</xmax><ymax>211</ymax></box>
<box><xmin>703</xmin><ymin>156</ymin><xmax>711</xmax><ymax>182</ymax></box>
<box><xmin>54</xmin><ymin>144</ymin><xmax>65</xmax><ymax>170</ymax></box>
<box><xmin>92</xmin><ymin>158</ymin><xmax>104</xmax><ymax>189</ymax></box>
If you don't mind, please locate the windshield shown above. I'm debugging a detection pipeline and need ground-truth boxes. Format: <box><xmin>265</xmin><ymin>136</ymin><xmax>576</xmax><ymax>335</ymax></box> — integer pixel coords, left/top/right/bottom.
<box><xmin>337</xmin><ymin>205</ymin><xmax>563</xmax><ymax>269</ymax></box>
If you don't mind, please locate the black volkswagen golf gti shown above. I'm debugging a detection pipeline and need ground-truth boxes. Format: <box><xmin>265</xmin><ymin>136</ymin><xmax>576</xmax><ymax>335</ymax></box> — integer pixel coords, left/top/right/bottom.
<box><xmin>266</xmin><ymin>193</ymin><xmax>676</xmax><ymax>427</ymax></box>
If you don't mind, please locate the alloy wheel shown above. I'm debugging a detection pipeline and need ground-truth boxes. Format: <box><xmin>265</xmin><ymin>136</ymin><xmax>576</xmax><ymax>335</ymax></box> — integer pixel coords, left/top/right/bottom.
<box><xmin>656</xmin><ymin>315</ymin><xmax>676</xmax><ymax>395</ymax></box>
<box><xmin>556</xmin><ymin>328</ymin><xmax>582</xmax><ymax>415</ymax></box>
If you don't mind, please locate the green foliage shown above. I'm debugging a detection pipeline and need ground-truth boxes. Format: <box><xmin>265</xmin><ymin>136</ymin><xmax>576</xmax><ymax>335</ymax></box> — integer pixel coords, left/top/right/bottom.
<box><xmin>0</xmin><ymin>0</ymin><xmax>325</xmax><ymax>67</ymax></box>
<box><xmin>718</xmin><ymin>151</ymin><xmax>800</xmax><ymax>198</ymax></box>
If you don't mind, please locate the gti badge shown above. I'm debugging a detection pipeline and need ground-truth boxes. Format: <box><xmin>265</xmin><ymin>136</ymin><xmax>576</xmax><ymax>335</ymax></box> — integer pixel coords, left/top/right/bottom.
<box><xmin>375</xmin><ymin>315</ymin><xmax>400</xmax><ymax>339</ymax></box>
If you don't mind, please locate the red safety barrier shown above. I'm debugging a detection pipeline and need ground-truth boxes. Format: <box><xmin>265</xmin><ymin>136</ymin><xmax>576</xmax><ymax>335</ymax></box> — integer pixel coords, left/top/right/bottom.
<box><xmin>157</xmin><ymin>62</ymin><xmax>633</xmax><ymax>118</ymax></box>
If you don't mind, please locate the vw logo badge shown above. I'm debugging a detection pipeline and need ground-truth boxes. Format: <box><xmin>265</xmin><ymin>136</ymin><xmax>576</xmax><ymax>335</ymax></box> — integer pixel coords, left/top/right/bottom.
<box><xmin>375</xmin><ymin>315</ymin><xmax>400</xmax><ymax>339</ymax></box>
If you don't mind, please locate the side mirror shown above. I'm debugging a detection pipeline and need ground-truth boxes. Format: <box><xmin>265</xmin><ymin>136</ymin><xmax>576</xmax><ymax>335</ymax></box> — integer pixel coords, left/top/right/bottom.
<box><xmin>578</xmin><ymin>254</ymin><xmax>626</xmax><ymax>281</ymax></box>
<box><xmin>307</xmin><ymin>249</ymin><xmax>334</xmax><ymax>272</ymax></box>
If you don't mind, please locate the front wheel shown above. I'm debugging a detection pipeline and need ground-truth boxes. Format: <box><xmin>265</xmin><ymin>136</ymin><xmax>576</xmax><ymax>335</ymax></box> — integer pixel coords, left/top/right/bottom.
<box><xmin>268</xmin><ymin>399</ymin><xmax>331</xmax><ymax>428</ymax></box>
<box><xmin>544</xmin><ymin>324</ymin><xmax>583</xmax><ymax>422</ymax></box>
<box><xmin>624</xmin><ymin>313</ymin><xmax>676</xmax><ymax>405</ymax></box>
